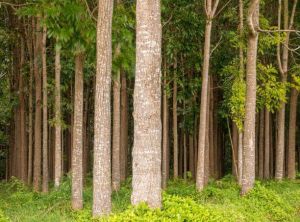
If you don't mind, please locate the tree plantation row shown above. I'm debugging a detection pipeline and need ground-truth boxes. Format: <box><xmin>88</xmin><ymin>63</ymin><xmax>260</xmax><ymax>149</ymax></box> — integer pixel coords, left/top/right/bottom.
<box><xmin>0</xmin><ymin>0</ymin><xmax>300</xmax><ymax>218</ymax></box>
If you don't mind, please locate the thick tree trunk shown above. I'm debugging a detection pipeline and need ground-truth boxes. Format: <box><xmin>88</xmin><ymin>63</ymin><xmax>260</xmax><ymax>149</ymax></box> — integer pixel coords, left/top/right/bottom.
<box><xmin>112</xmin><ymin>74</ymin><xmax>121</xmax><ymax>191</ymax></box>
<box><xmin>287</xmin><ymin>88</ymin><xmax>298</xmax><ymax>179</ymax></box>
<box><xmin>54</xmin><ymin>44</ymin><xmax>62</xmax><ymax>188</ymax></box>
<box><xmin>93</xmin><ymin>0</ymin><xmax>113</xmax><ymax>216</ymax></box>
<box><xmin>264</xmin><ymin>108</ymin><xmax>270</xmax><ymax>179</ymax></box>
<box><xmin>241</xmin><ymin>0</ymin><xmax>259</xmax><ymax>195</ymax></box>
<box><xmin>120</xmin><ymin>71</ymin><xmax>128</xmax><ymax>182</ymax></box>
<box><xmin>131</xmin><ymin>0</ymin><xmax>162</xmax><ymax>208</ymax></box>
<box><xmin>72</xmin><ymin>53</ymin><xmax>84</xmax><ymax>210</ymax></box>
<box><xmin>33</xmin><ymin>18</ymin><xmax>42</xmax><ymax>192</ymax></box>
<box><xmin>42</xmin><ymin>25</ymin><xmax>48</xmax><ymax>193</ymax></box>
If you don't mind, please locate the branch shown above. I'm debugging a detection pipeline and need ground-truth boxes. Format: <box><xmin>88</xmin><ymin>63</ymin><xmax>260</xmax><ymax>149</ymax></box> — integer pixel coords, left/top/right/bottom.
<box><xmin>211</xmin><ymin>0</ymin><xmax>220</xmax><ymax>17</ymax></box>
<box><xmin>247</xmin><ymin>0</ymin><xmax>259</xmax><ymax>36</ymax></box>
<box><xmin>214</xmin><ymin>0</ymin><xmax>232</xmax><ymax>18</ymax></box>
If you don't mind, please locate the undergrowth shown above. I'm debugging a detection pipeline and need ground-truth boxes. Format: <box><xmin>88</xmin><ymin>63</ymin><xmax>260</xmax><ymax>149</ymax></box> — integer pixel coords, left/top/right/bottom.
<box><xmin>0</xmin><ymin>175</ymin><xmax>299</xmax><ymax>221</ymax></box>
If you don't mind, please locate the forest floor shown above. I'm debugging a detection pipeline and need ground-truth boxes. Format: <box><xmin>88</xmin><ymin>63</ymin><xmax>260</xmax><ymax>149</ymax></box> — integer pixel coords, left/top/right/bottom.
<box><xmin>0</xmin><ymin>175</ymin><xmax>300</xmax><ymax>222</ymax></box>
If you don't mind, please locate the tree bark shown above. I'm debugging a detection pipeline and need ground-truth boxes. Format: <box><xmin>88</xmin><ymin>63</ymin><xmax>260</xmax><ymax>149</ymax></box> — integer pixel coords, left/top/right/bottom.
<box><xmin>42</xmin><ymin>25</ymin><xmax>48</xmax><ymax>193</ymax></box>
<box><xmin>112</xmin><ymin>73</ymin><xmax>121</xmax><ymax>191</ymax></box>
<box><xmin>241</xmin><ymin>0</ymin><xmax>259</xmax><ymax>195</ymax></box>
<box><xmin>264</xmin><ymin>108</ymin><xmax>270</xmax><ymax>179</ymax></box>
<box><xmin>93</xmin><ymin>0</ymin><xmax>113</xmax><ymax>216</ymax></box>
<box><xmin>54</xmin><ymin>44</ymin><xmax>62</xmax><ymax>188</ymax></box>
<box><xmin>162</xmin><ymin>60</ymin><xmax>169</xmax><ymax>188</ymax></box>
<box><xmin>120</xmin><ymin>71</ymin><xmax>128</xmax><ymax>182</ymax></box>
<box><xmin>173</xmin><ymin>73</ymin><xmax>178</xmax><ymax>179</ymax></box>
<box><xmin>131</xmin><ymin>0</ymin><xmax>162</xmax><ymax>208</ymax></box>
<box><xmin>71</xmin><ymin>53</ymin><xmax>84</xmax><ymax>210</ymax></box>
<box><xmin>33</xmin><ymin>18</ymin><xmax>43</xmax><ymax>192</ymax></box>
<box><xmin>287</xmin><ymin>88</ymin><xmax>298</xmax><ymax>179</ymax></box>
<box><xmin>258</xmin><ymin>110</ymin><xmax>264</xmax><ymax>179</ymax></box>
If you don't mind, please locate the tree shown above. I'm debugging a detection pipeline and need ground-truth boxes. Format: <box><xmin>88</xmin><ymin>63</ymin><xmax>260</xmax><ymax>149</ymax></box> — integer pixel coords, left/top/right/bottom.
<box><xmin>196</xmin><ymin>0</ymin><xmax>219</xmax><ymax>191</ymax></box>
<box><xmin>42</xmin><ymin>24</ymin><xmax>48</xmax><ymax>193</ymax></box>
<box><xmin>33</xmin><ymin>17</ymin><xmax>42</xmax><ymax>192</ymax></box>
<box><xmin>71</xmin><ymin>52</ymin><xmax>84</xmax><ymax>210</ymax></box>
<box><xmin>131</xmin><ymin>0</ymin><xmax>162</xmax><ymax>208</ymax></box>
<box><xmin>93</xmin><ymin>0</ymin><xmax>114</xmax><ymax>216</ymax></box>
<box><xmin>241</xmin><ymin>0</ymin><xmax>259</xmax><ymax>195</ymax></box>
<box><xmin>54</xmin><ymin>43</ymin><xmax>62</xmax><ymax>188</ymax></box>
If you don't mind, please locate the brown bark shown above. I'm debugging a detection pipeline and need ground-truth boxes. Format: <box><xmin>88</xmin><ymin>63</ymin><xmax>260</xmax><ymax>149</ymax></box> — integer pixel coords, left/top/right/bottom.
<box><xmin>93</xmin><ymin>0</ymin><xmax>113</xmax><ymax>216</ymax></box>
<box><xmin>258</xmin><ymin>110</ymin><xmax>264</xmax><ymax>179</ymax></box>
<box><xmin>241</xmin><ymin>0</ymin><xmax>259</xmax><ymax>195</ymax></box>
<box><xmin>131</xmin><ymin>0</ymin><xmax>162</xmax><ymax>208</ymax></box>
<box><xmin>173</xmin><ymin>75</ymin><xmax>178</xmax><ymax>178</ymax></box>
<box><xmin>42</xmin><ymin>25</ymin><xmax>48</xmax><ymax>193</ymax></box>
<box><xmin>232</xmin><ymin>123</ymin><xmax>238</xmax><ymax>177</ymax></box>
<box><xmin>19</xmin><ymin>37</ymin><xmax>27</xmax><ymax>182</ymax></box>
<box><xmin>196</xmin><ymin>0</ymin><xmax>219</xmax><ymax>191</ymax></box>
<box><xmin>112</xmin><ymin>73</ymin><xmax>121</xmax><ymax>191</ymax></box>
<box><xmin>71</xmin><ymin>53</ymin><xmax>84</xmax><ymax>210</ymax></box>
<box><xmin>162</xmin><ymin>60</ymin><xmax>169</xmax><ymax>188</ymax></box>
<box><xmin>276</xmin><ymin>0</ymin><xmax>298</xmax><ymax>180</ymax></box>
<box><xmin>54</xmin><ymin>44</ymin><xmax>62</xmax><ymax>188</ymax></box>
<box><xmin>287</xmin><ymin>88</ymin><xmax>298</xmax><ymax>179</ymax></box>
<box><xmin>189</xmin><ymin>134</ymin><xmax>194</xmax><ymax>178</ymax></box>
<box><xmin>33</xmin><ymin>18</ymin><xmax>43</xmax><ymax>192</ymax></box>
<box><xmin>120</xmin><ymin>71</ymin><xmax>128</xmax><ymax>182</ymax></box>
<box><xmin>264</xmin><ymin>108</ymin><xmax>270</xmax><ymax>179</ymax></box>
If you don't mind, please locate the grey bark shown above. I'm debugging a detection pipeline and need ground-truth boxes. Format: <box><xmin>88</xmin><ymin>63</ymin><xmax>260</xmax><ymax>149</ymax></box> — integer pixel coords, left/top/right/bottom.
<box><xmin>93</xmin><ymin>0</ymin><xmax>114</xmax><ymax>216</ymax></box>
<box><xmin>131</xmin><ymin>0</ymin><xmax>162</xmax><ymax>208</ymax></box>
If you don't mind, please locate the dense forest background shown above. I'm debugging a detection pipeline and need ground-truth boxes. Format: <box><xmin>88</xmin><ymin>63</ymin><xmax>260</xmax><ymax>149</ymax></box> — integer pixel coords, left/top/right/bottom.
<box><xmin>0</xmin><ymin>0</ymin><xmax>300</xmax><ymax>221</ymax></box>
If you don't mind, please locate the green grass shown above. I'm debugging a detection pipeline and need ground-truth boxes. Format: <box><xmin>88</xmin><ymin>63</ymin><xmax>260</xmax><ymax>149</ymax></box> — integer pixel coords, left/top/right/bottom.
<box><xmin>0</xmin><ymin>175</ymin><xmax>300</xmax><ymax>221</ymax></box>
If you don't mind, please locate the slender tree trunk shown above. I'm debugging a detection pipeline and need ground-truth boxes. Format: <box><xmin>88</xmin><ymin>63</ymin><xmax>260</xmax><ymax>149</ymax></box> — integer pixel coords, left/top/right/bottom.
<box><xmin>241</xmin><ymin>0</ymin><xmax>259</xmax><ymax>195</ymax></box>
<box><xmin>93</xmin><ymin>0</ymin><xmax>114</xmax><ymax>216</ymax></box>
<box><xmin>162</xmin><ymin>60</ymin><xmax>169</xmax><ymax>188</ymax></box>
<box><xmin>196</xmin><ymin>0</ymin><xmax>219</xmax><ymax>190</ymax></box>
<box><xmin>33</xmin><ymin>18</ymin><xmax>42</xmax><ymax>192</ymax></box>
<box><xmin>196</xmin><ymin>17</ymin><xmax>212</xmax><ymax>192</ymax></box>
<box><xmin>173</xmin><ymin>74</ymin><xmax>178</xmax><ymax>179</ymax></box>
<box><xmin>131</xmin><ymin>0</ymin><xmax>162</xmax><ymax>208</ymax></box>
<box><xmin>264</xmin><ymin>108</ymin><xmax>270</xmax><ymax>179</ymax></box>
<box><xmin>120</xmin><ymin>71</ymin><xmax>128</xmax><ymax>182</ymax></box>
<box><xmin>258</xmin><ymin>110</ymin><xmax>264</xmax><ymax>179</ymax></box>
<box><xmin>19</xmin><ymin>38</ymin><xmax>27</xmax><ymax>182</ymax></box>
<box><xmin>287</xmin><ymin>88</ymin><xmax>298</xmax><ymax>179</ymax></box>
<box><xmin>42</xmin><ymin>25</ymin><xmax>48</xmax><ymax>193</ymax></box>
<box><xmin>112</xmin><ymin>73</ymin><xmax>121</xmax><ymax>191</ymax></box>
<box><xmin>238</xmin><ymin>131</ymin><xmax>243</xmax><ymax>185</ymax></box>
<box><xmin>189</xmin><ymin>134</ymin><xmax>194</xmax><ymax>178</ymax></box>
<box><xmin>72</xmin><ymin>53</ymin><xmax>84</xmax><ymax>210</ymax></box>
<box><xmin>232</xmin><ymin>123</ymin><xmax>238</xmax><ymax>177</ymax></box>
<box><xmin>183</xmin><ymin>133</ymin><xmax>187</xmax><ymax>180</ymax></box>
<box><xmin>54</xmin><ymin>44</ymin><xmax>62</xmax><ymax>188</ymax></box>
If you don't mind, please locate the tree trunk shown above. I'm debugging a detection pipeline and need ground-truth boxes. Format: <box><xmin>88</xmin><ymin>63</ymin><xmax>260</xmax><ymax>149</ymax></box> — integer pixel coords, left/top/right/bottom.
<box><xmin>19</xmin><ymin>38</ymin><xmax>27</xmax><ymax>182</ymax></box>
<box><xmin>232</xmin><ymin>123</ymin><xmax>238</xmax><ymax>177</ymax></box>
<box><xmin>131</xmin><ymin>0</ymin><xmax>162</xmax><ymax>208</ymax></box>
<box><xmin>162</xmin><ymin>60</ymin><xmax>169</xmax><ymax>188</ymax></box>
<box><xmin>189</xmin><ymin>134</ymin><xmax>194</xmax><ymax>179</ymax></box>
<box><xmin>112</xmin><ymin>74</ymin><xmax>121</xmax><ymax>191</ymax></box>
<box><xmin>287</xmin><ymin>88</ymin><xmax>298</xmax><ymax>179</ymax></box>
<box><xmin>54</xmin><ymin>44</ymin><xmax>62</xmax><ymax>188</ymax></box>
<box><xmin>93</xmin><ymin>0</ymin><xmax>113</xmax><ymax>216</ymax></box>
<box><xmin>33</xmin><ymin>18</ymin><xmax>43</xmax><ymax>192</ymax></box>
<box><xmin>264</xmin><ymin>108</ymin><xmax>270</xmax><ymax>179</ymax></box>
<box><xmin>241</xmin><ymin>0</ymin><xmax>259</xmax><ymax>195</ymax></box>
<box><xmin>238</xmin><ymin>131</ymin><xmax>243</xmax><ymax>185</ymax></box>
<box><xmin>173</xmin><ymin>75</ymin><xmax>178</xmax><ymax>179</ymax></box>
<box><xmin>120</xmin><ymin>71</ymin><xmax>128</xmax><ymax>182</ymax></box>
<box><xmin>42</xmin><ymin>25</ymin><xmax>48</xmax><ymax>193</ymax></box>
<box><xmin>196</xmin><ymin>18</ymin><xmax>212</xmax><ymax>191</ymax></box>
<box><xmin>196</xmin><ymin>0</ymin><xmax>219</xmax><ymax>190</ymax></box>
<box><xmin>71</xmin><ymin>53</ymin><xmax>84</xmax><ymax>210</ymax></box>
<box><xmin>258</xmin><ymin>110</ymin><xmax>264</xmax><ymax>179</ymax></box>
